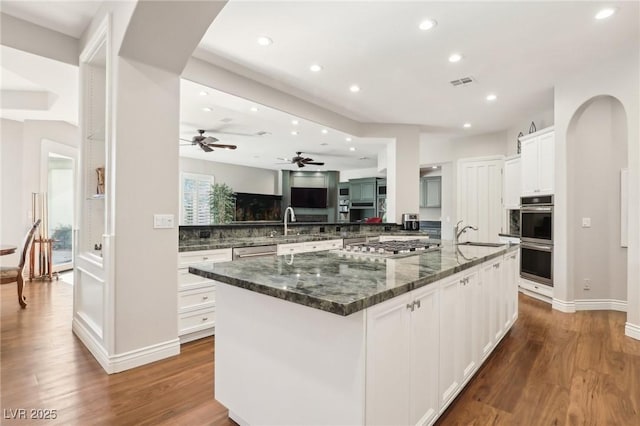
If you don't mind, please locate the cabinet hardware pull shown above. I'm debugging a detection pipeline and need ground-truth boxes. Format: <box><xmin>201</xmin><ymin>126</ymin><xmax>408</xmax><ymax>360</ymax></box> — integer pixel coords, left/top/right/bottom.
<box><xmin>202</xmin><ymin>317</ymin><xmax>208</xmax><ymax>321</ymax></box>
<box><xmin>406</xmin><ymin>303</ymin><xmax>414</xmax><ymax>311</ymax></box>
<box><xmin>203</xmin><ymin>257</ymin><xmax>209</xmax><ymax>260</ymax></box>
<box><xmin>202</xmin><ymin>296</ymin><xmax>209</xmax><ymax>300</ymax></box>
<box><xmin>415</xmin><ymin>300</ymin><xmax>421</xmax><ymax>309</ymax></box>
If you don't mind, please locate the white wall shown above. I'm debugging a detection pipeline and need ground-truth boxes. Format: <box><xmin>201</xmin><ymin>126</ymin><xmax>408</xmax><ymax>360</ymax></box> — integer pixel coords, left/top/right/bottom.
<box><xmin>180</xmin><ymin>157</ymin><xmax>280</xmax><ymax>195</ymax></box>
<box><xmin>0</xmin><ymin>119</ymin><xmax>79</xmax><ymax>266</ymax></box>
<box><xmin>567</xmin><ymin>96</ymin><xmax>627</xmax><ymax>301</ymax></box>
<box><xmin>553</xmin><ymin>49</ymin><xmax>639</xmax><ymax>339</ymax></box>
<box><xmin>0</xmin><ymin>118</ymin><xmax>24</xmax><ymax>266</ymax></box>
<box><xmin>339</xmin><ymin>167</ymin><xmax>384</xmax><ymax>182</ymax></box>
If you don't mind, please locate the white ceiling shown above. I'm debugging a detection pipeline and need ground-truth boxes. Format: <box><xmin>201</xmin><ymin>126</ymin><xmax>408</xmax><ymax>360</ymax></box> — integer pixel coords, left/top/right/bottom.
<box><xmin>1</xmin><ymin>1</ymin><xmax>638</xmax><ymax>171</ymax></box>
<box><xmin>0</xmin><ymin>45</ymin><xmax>79</xmax><ymax>124</ymax></box>
<box><xmin>180</xmin><ymin>78</ymin><xmax>390</xmax><ymax>171</ymax></box>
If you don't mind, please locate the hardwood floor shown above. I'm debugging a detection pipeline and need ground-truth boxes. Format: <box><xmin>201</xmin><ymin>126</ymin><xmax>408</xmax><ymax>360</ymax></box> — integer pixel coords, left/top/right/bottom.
<box><xmin>0</xmin><ymin>279</ymin><xmax>235</xmax><ymax>426</ymax></box>
<box><xmin>2</xmin><ymin>279</ymin><xmax>639</xmax><ymax>425</ymax></box>
<box><xmin>436</xmin><ymin>295</ymin><xmax>640</xmax><ymax>426</ymax></box>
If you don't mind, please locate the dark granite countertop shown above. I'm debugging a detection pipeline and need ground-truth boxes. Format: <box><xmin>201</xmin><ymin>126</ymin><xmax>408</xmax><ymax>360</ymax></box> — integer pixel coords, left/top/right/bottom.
<box><xmin>189</xmin><ymin>242</ymin><xmax>518</xmax><ymax>316</ymax></box>
<box><xmin>179</xmin><ymin>231</ymin><xmax>433</xmax><ymax>252</ymax></box>
<box><xmin>498</xmin><ymin>233</ymin><xmax>521</xmax><ymax>238</ymax></box>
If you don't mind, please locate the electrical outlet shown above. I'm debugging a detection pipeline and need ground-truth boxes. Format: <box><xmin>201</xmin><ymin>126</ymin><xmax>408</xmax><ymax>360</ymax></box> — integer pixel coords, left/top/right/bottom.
<box><xmin>582</xmin><ymin>217</ymin><xmax>591</xmax><ymax>228</ymax></box>
<box><xmin>583</xmin><ymin>279</ymin><xmax>591</xmax><ymax>291</ymax></box>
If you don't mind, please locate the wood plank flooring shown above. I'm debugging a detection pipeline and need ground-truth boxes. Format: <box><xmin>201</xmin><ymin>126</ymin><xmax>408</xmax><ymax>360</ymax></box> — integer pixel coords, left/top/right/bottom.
<box><xmin>436</xmin><ymin>295</ymin><xmax>640</xmax><ymax>425</ymax></box>
<box><xmin>2</xmin><ymin>278</ymin><xmax>640</xmax><ymax>425</ymax></box>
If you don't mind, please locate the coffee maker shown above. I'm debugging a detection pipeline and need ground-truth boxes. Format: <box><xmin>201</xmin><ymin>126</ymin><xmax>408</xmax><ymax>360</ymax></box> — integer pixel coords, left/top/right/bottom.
<box><xmin>402</xmin><ymin>213</ymin><xmax>420</xmax><ymax>231</ymax></box>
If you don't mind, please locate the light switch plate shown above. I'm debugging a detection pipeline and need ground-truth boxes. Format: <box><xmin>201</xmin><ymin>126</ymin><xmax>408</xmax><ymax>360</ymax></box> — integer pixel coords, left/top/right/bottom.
<box><xmin>582</xmin><ymin>217</ymin><xmax>591</xmax><ymax>228</ymax></box>
<box><xmin>154</xmin><ymin>214</ymin><xmax>175</xmax><ymax>229</ymax></box>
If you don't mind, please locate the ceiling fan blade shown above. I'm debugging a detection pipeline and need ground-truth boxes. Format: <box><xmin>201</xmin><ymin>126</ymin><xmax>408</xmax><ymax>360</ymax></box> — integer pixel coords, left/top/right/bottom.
<box><xmin>199</xmin><ymin>142</ymin><xmax>214</xmax><ymax>152</ymax></box>
<box><xmin>305</xmin><ymin>161</ymin><xmax>325</xmax><ymax>166</ymax></box>
<box><xmin>179</xmin><ymin>137</ymin><xmax>193</xmax><ymax>142</ymax></box>
<box><xmin>202</xmin><ymin>136</ymin><xmax>219</xmax><ymax>144</ymax></box>
<box><xmin>296</xmin><ymin>162</ymin><xmax>305</xmax><ymax>168</ymax></box>
<box><xmin>208</xmin><ymin>144</ymin><xmax>237</xmax><ymax>150</ymax></box>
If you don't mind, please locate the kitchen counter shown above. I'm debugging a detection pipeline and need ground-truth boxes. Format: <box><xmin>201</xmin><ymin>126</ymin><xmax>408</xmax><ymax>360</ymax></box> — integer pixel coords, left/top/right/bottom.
<box><xmin>189</xmin><ymin>242</ymin><xmax>517</xmax><ymax>315</ymax></box>
<box><xmin>179</xmin><ymin>230</ymin><xmax>432</xmax><ymax>252</ymax></box>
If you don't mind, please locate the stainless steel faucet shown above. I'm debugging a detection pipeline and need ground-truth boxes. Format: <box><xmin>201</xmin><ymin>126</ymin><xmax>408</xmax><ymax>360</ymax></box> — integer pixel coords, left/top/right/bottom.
<box><xmin>284</xmin><ymin>206</ymin><xmax>296</xmax><ymax>236</ymax></box>
<box><xmin>454</xmin><ymin>220</ymin><xmax>478</xmax><ymax>244</ymax></box>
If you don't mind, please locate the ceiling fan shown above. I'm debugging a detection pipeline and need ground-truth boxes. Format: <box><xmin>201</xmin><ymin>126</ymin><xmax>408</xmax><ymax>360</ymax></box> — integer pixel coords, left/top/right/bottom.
<box><xmin>179</xmin><ymin>129</ymin><xmax>237</xmax><ymax>152</ymax></box>
<box><xmin>277</xmin><ymin>152</ymin><xmax>325</xmax><ymax>168</ymax></box>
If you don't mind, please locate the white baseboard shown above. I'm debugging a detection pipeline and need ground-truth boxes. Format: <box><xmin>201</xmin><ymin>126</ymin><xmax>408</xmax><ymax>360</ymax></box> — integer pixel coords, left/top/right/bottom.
<box><xmin>519</xmin><ymin>288</ymin><xmax>552</xmax><ymax>304</ymax></box>
<box><xmin>228</xmin><ymin>410</ymin><xmax>249</xmax><ymax>426</ymax></box>
<box><xmin>179</xmin><ymin>327</ymin><xmax>215</xmax><ymax>344</ymax></box>
<box><xmin>72</xmin><ymin>317</ymin><xmax>111</xmax><ymax>372</ymax></box>
<box><xmin>625</xmin><ymin>322</ymin><xmax>640</xmax><ymax>340</ymax></box>
<box><xmin>552</xmin><ymin>298</ymin><xmax>576</xmax><ymax>313</ymax></box>
<box><xmin>73</xmin><ymin>318</ymin><xmax>180</xmax><ymax>374</ymax></box>
<box><xmin>575</xmin><ymin>299</ymin><xmax>627</xmax><ymax>312</ymax></box>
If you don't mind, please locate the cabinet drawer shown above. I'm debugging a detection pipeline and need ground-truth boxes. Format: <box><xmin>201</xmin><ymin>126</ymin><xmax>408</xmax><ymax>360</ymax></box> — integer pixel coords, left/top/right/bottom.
<box><xmin>178</xmin><ymin>268</ymin><xmax>214</xmax><ymax>291</ymax></box>
<box><xmin>519</xmin><ymin>279</ymin><xmax>552</xmax><ymax>297</ymax></box>
<box><xmin>178</xmin><ymin>248</ymin><xmax>232</xmax><ymax>267</ymax></box>
<box><xmin>277</xmin><ymin>242</ymin><xmax>306</xmax><ymax>255</ymax></box>
<box><xmin>179</xmin><ymin>287</ymin><xmax>215</xmax><ymax>312</ymax></box>
<box><xmin>178</xmin><ymin>308</ymin><xmax>215</xmax><ymax>335</ymax></box>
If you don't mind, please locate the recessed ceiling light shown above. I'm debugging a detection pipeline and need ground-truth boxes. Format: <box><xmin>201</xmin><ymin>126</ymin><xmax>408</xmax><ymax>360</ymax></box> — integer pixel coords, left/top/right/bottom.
<box><xmin>320</xmin><ymin>142</ymin><xmax>329</xmax><ymax>146</ymax></box>
<box><xmin>449</xmin><ymin>53</ymin><xmax>462</xmax><ymax>63</ymax></box>
<box><xmin>291</xmin><ymin>131</ymin><xmax>298</xmax><ymax>136</ymax></box>
<box><xmin>202</xmin><ymin>107</ymin><xmax>212</xmax><ymax>112</ymax></box>
<box><xmin>199</xmin><ymin>91</ymin><xmax>208</xmax><ymax>96</ymax></box>
<box><xmin>463</xmin><ymin>123</ymin><xmax>471</xmax><ymax>128</ymax></box>
<box><xmin>257</xmin><ymin>36</ymin><xmax>273</xmax><ymax>46</ymax></box>
<box><xmin>419</xmin><ymin>19</ymin><xmax>437</xmax><ymax>31</ymax></box>
<box><xmin>291</xmin><ymin>119</ymin><xmax>299</xmax><ymax>125</ymax></box>
<box><xmin>321</xmin><ymin>129</ymin><xmax>328</xmax><ymax>134</ymax></box>
<box><xmin>345</xmin><ymin>137</ymin><xmax>352</xmax><ymax>142</ymax></box>
<box><xmin>595</xmin><ymin>8</ymin><xmax>616</xmax><ymax>20</ymax></box>
<box><xmin>310</xmin><ymin>64</ymin><xmax>323</xmax><ymax>72</ymax></box>
<box><xmin>349</xmin><ymin>147</ymin><xmax>356</xmax><ymax>151</ymax></box>
<box><xmin>486</xmin><ymin>94</ymin><xmax>497</xmax><ymax>101</ymax></box>
<box><xmin>349</xmin><ymin>84</ymin><xmax>360</xmax><ymax>93</ymax></box>
<box><xmin>250</xmin><ymin>106</ymin><xmax>259</xmax><ymax>112</ymax></box>
<box><xmin>432</xmin><ymin>166</ymin><xmax>438</xmax><ymax>169</ymax></box>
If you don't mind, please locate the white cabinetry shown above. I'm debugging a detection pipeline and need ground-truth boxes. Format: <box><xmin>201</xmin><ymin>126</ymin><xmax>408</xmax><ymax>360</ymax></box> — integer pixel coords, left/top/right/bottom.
<box><xmin>482</xmin><ymin>258</ymin><xmax>505</xmax><ymax>343</ymax></box>
<box><xmin>177</xmin><ymin>248</ymin><xmax>232</xmax><ymax>343</ymax></box>
<box><xmin>503</xmin><ymin>156</ymin><xmax>521</xmax><ymax>209</ymax></box>
<box><xmin>504</xmin><ymin>250</ymin><xmax>519</xmax><ymax>327</ymax></box>
<box><xmin>458</xmin><ymin>158</ymin><xmax>504</xmax><ymax>242</ymax></box>
<box><xmin>366</xmin><ymin>284</ymin><xmax>439</xmax><ymax>426</ymax></box>
<box><xmin>276</xmin><ymin>239</ymin><xmax>343</xmax><ymax>255</ymax></box>
<box><xmin>420</xmin><ymin>177</ymin><xmax>442</xmax><ymax>208</ymax></box>
<box><xmin>521</xmin><ymin>127</ymin><xmax>554</xmax><ymax>196</ymax></box>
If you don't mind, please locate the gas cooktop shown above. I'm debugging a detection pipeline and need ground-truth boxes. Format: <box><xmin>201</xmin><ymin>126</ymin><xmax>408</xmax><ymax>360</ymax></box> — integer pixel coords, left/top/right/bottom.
<box><xmin>341</xmin><ymin>239</ymin><xmax>440</xmax><ymax>256</ymax></box>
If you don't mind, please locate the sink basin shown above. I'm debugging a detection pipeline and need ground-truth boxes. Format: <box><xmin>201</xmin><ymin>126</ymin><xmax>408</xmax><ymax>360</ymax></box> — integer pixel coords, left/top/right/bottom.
<box><xmin>456</xmin><ymin>242</ymin><xmax>505</xmax><ymax>247</ymax></box>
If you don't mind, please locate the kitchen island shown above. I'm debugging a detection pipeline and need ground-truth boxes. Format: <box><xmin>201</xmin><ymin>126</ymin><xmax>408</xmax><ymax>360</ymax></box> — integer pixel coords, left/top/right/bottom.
<box><xmin>189</xmin><ymin>242</ymin><xmax>519</xmax><ymax>426</ymax></box>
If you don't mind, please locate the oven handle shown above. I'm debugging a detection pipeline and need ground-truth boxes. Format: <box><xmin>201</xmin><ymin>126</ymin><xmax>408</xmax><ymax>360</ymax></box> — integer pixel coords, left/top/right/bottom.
<box><xmin>521</xmin><ymin>242</ymin><xmax>553</xmax><ymax>252</ymax></box>
<box><xmin>521</xmin><ymin>206</ymin><xmax>553</xmax><ymax>212</ymax></box>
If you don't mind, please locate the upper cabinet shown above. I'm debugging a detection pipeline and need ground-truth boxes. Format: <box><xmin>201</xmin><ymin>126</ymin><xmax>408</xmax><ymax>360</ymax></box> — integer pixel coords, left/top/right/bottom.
<box><xmin>350</xmin><ymin>178</ymin><xmax>376</xmax><ymax>203</ymax></box>
<box><xmin>521</xmin><ymin>127</ymin><xmax>554</xmax><ymax>196</ymax></box>
<box><xmin>503</xmin><ymin>157</ymin><xmax>521</xmax><ymax>209</ymax></box>
<box><xmin>420</xmin><ymin>176</ymin><xmax>442</xmax><ymax>208</ymax></box>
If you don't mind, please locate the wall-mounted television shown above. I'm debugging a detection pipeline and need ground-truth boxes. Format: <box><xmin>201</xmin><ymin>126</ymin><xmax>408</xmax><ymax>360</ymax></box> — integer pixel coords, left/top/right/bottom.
<box><xmin>290</xmin><ymin>187</ymin><xmax>328</xmax><ymax>209</ymax></box>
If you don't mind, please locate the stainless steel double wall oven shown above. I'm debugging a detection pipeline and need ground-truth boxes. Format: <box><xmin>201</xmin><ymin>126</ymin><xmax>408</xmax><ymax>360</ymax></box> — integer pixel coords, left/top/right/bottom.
<box><xmin>520</xmin><ymin>195</ymin><xmax>553</xmax><ymax>286</ymax></box>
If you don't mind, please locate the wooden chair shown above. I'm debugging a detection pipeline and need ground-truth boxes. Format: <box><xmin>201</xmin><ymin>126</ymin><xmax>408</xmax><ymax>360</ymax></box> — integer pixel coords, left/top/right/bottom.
<box><xmin>1</xmin><ymin>219</ymin><xmax>41</xmax><ymax>308</ymax></box>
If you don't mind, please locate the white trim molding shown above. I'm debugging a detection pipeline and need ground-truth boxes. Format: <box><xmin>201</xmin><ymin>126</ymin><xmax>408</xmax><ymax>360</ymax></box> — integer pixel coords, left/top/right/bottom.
<box><xmin>574</xmin><ymin>299</ymin><xmax>627</xmax><ymax>312</ymax></box>
<box><xmin>625</xmin><ymin>322</ymin><xmax>640</xmax><ymax>341</ymax></box>
<box><xmin>552</xmin><ymin>298</ymin><xmax>576</xmax><ymax>313</ymax></box>
<box><xmin>73</xmin><ymin>318</ymin><xmax>180</xmax><ymax>374</ymax></box>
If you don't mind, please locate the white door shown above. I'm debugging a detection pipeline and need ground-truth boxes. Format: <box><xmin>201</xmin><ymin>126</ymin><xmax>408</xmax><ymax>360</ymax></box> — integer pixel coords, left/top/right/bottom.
<box><xmin>410</xmin><ymin>285</ymin><xmax>439</xmax><ymax>426</ymax></box>
<box><xmin>366</xmin><ymin>294</ymin><xmax>411</xmax><ymax>425</ymax></box>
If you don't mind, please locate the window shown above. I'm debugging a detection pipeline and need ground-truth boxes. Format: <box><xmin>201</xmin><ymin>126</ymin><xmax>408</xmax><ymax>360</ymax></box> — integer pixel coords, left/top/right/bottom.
<box><xmin>181</xmin><ymin>173</ymin><xmax>214</xmax><ymax>225</ymax></box>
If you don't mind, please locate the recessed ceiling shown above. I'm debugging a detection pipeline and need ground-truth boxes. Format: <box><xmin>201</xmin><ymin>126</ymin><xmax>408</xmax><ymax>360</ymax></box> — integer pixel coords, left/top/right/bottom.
<box><xmin>197</xmin><ymin>1</ymin><xmax>639</xmax><ymax>135</ymax></box>
<box><xmin>180</xmin><ymin>79</ymin><xmax>389</xmax><ymax>171</ymax></box>
<box><xmin>0</xmin><ymin>0</ymin><xmax>101</xmax><ymax>38</ymax></box>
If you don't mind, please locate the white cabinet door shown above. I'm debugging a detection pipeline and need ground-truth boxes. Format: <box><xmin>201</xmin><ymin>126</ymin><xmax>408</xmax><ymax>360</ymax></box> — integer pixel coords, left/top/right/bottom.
<box><xmin>537</xmin><ymin>131</ymin><xmax>555</xmax><ymax>194</ymax></box>
<box><xmin>460</xmin><ymin>270</ymin><xmax>480</xmax><ymax>383</ymax></box>
<box><xmin>504</xmin><ymin>157</ymin><xmax>521</xmax><ymax>208</ymax></box>
<box><xmin>439</xmin><ymin>275</ymin><xmax>461</xmax><ymax>409</ymax></box>
<box><xmin>410</xmin><ymin>285</ymin><xmax>439</xmax><ymax>426</ymax></box>
<box><xmin>521</xmin><ymin>137</ymin><xmax>538</xmax><ymax>196</ymax></box>
<box><xmin>491</xmin><ymin>259</ymin><xmax>506</xmax><ymax>342</ymax></box>
<box><xmin>366</xmin><ymin>294</ymin><xmax>411</xmax><ymax>426</ymax></box>
<box><xmin>504</xmin><ymin>251</ymin><xmax>519</xmax><ymax>326</ymax></box>
<box><xmin>458</xmin><ymin>159</ymin><xmax>503</xmax><ymax>242</ymax></box>
<box><xmin>479</xmin><ymin>263</ymin><xmax>495</xmax><ymax>360</ymax></box>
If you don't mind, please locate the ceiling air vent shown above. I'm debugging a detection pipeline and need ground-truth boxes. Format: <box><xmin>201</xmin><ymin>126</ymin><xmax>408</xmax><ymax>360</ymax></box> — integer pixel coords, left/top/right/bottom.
<box><xmin>449</xmin><ymin>76</ymin><xmax>475</xmax><ymax>87</ymax></box>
